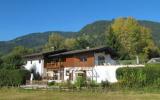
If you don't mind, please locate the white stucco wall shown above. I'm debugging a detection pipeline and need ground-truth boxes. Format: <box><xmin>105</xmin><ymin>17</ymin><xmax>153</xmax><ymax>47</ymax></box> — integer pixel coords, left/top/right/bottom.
<box><xmin>63</xmin><ymin>65</ymin><xmax>144</xmax><ymax>83</ymax></box>
<box><xmin>93</xmin><ymin>65</ymin><xmax>119</xmax><ymax>83</ymax></box>
<box><xmin>63</xmin><ymin>67</ymin><xmax>80</xmax><ymax>82</ymax></box>
<box><xmin>62</xmin><ymin>66</ymin><xmax>119</xmax><ymax>83</ymax></box>
<box><xmin>24</xmin><ymin>59</ymin><xmax>44</xmax><ymax>76</ymax></box>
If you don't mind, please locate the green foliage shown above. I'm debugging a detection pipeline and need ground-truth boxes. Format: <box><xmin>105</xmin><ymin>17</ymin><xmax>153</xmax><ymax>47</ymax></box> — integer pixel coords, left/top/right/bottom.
<box><xmin>0</xmin><ymin>20</ymin><xmax>160</xmax><ymax>55</ymax></box>
<box><xmin>145</xmin><ymin>63</ymin><xmax>160</xmax><ymax>67</ymax></box>
<box><xmin>117</xmin><ymin>60</ymin><xmax>136</xmax><ymax>65</ymax></box>
<box><xmin>48</xmin><ymin>81</ymin><xmax>55</xmax><ymax>86</ymax></box>
<box><xmin>74</xmin><ymin>76</ymin><xmax>86</xmax><ymax>89</ymax></box>
<box><xmin>64</xmin><ymin>38</ymin><xmax>78</xmax><ymax>50</ymax></box>
<box><xmin>43</xmin><ymin>33</ymin><xmax>65</xmax><ymax>51</ymax></box>
<box><xmin>116</xmin><ymin>64</ymin><xmax>160</xmax><ymax>89</ymax></box>
<box><xmin>117</xmin><ymin>67</ymin><xmax>146</xmax><ymax>88</ymax></box>
<box><xmin>0</xmin><ymin>69</ymin><xmax>30</xmax><ymax>87</ymax></box>
<box><xmin>75</xmin><ymin>35</ymin><xmax>92</xmax><ymax>49</ymax></box>
<box><xmin>86</xmin><ymin>79</ymin><xmax>98</xmax><ymax>88</ymax></box>
<box><xmin>1</xmin><ymin>46</ymin><xmax>33</xmax><ymax>69</ymax></box>
<box><xmin>145</xmin><ymin>64</ymin><xmax>160</xmax><ymax>86</ymax></box>
<box><xmin>0</xmin><ymin>47</ymin><xmax>32</xmax><ymax>87</ymax></box>
<box><xmin>101</xmin><ymin>80</ymin><xmax>110</xmax><ymax>89</ymax></box>
<box><xmin>0</xmin><ymin>59</ymin><xmax>2</xmax><ymax>67</ymax></box>
<box><xmin>79</xmin><ymin>20</ymin><xmax>111</xmax><ymax>36</ymax></box>
<box><xmin>139</xmin><ymin>20</ymin><xmax>160</xmax><ymax>47</ymax></box>
<box><xmin>0</xmin><ymin>31</ymin><xmax>76</xmax><ymax>54</ymax></box>
<box><xmin>108</xmin><ymin>17</ymin><xmax>157</xmax><ymax>60</ymax></box>
<box><xmin>106</xmin><ymin>26</ymin><xmax>121</xmax><ymax>56</ymax></box>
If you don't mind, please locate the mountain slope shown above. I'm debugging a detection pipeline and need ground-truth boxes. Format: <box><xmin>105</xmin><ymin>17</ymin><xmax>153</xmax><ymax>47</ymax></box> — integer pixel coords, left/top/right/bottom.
<box><xmin>0</xmin><ymin>20</ymin><xmax>160</xmax><ymax>54</ymax></box>
<box><xmin>0</xmin><ymin>31</ymin><xmax>77</xmax><ymax>53</ymax></box>
<box><xmin>79</xmin><ymin>20</ymin><xmax>160</xmax><ymax>47</ymax></box>
<box><xmin>139</xmin><ymin>20</ymin><xmax>160</xmax><ymax>47</ymax></box>
<box><xmin>79</xmin><ymin>20</ymin><xmax>112</xmax><ymax>35</ymax></box>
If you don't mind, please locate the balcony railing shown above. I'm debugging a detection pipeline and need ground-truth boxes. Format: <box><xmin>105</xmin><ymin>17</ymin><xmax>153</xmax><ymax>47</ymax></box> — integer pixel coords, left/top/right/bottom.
<box><xmin>45</xmin><ymin>61</ymin><xmax>94</xmax><ymax>68</ymax></box>
<box><xmin>46</xmin><ymin>62</ymin><xmax>63</xmax><ymax>69</ymax></box>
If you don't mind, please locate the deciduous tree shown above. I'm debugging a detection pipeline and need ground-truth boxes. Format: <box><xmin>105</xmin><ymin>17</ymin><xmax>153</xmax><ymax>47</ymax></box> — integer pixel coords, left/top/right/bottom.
<box><xmin>107</xmin><ymin>17</ymin><xmax>158</xmax><ymax>60</ymax></box>
<box><xmin>44</xmin><ymin>33</ymin><xmax>65</xmax><ymax>51</ymax></box>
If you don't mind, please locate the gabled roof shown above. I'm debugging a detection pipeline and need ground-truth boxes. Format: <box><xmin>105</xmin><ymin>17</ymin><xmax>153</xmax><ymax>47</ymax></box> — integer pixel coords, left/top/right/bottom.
<box><xmin>49</xmin><ymin>46</ymin><xmax>116</xmax><ymax>58</ymax></box>
<box><xmin>23</xmin><ymin>46</ymin><xmax>116</xmax><ymax>59</ymax></box>
<box><xmin>147</xmin><ymin>57</ymin><xmax>160</xmax><ymax>63</ymax></box>
<box><xmin>23</xmin><ymin>49</ymin><xmax>67</xmax><ymax>59</ymax></box>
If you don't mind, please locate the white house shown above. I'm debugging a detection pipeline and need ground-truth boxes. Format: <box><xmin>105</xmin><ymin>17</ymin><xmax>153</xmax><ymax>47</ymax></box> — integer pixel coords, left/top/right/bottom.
<box><xmin>24</xmin><ymin>46</ymin><xmax>143</xmax><ymax>83</ymax></box>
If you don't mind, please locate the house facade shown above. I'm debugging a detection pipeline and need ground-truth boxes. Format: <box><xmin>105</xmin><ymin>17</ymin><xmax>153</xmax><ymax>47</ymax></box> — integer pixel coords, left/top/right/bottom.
<box><xmin>24</xmin><ymin>47</ymin><xmax>118</xmax><ymax>83</ymax></box>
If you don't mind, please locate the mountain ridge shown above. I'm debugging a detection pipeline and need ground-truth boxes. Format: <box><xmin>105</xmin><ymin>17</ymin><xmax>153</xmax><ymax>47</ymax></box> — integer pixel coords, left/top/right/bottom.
<box><xmin>0</xmin><ymin>20</ymin><xmax>160</xmax><ymax>54</ymax></box>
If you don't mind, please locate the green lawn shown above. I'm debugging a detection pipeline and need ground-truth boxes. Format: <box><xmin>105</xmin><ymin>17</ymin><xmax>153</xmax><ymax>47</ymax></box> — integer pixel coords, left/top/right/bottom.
<box><xmin>0</xmin><ymin>88</ymin><xmax>160</xmax><ymax>100</ymax></box>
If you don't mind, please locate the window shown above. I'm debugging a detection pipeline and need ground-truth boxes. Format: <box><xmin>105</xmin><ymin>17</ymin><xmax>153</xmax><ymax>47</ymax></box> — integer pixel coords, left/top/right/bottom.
<box><xmin>39</xmin><ymin>59</ymin><xmax>41</xmax><ymax>63</ymax></box>
<box><xmin>98</xmin><ymin>56</ymin><xmax>105</xmax><ymax>65</ymax></box>
<box><xmin>53</xmin><ymin>70</ymin><xmax>58</xmax><ymax>80</ymax></box>
<box><xmin>80</xmin><ymin>56</ymin><xmax>87</xmax><ymax>62</ymax></box>
<box><xmin>66</xmin><ymin>70</ymin><xmax>70</xmax><ymax>76</ymax></box>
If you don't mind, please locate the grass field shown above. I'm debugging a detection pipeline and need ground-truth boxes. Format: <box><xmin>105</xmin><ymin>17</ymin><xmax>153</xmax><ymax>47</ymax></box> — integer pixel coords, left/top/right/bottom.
<box><xmin>0</xmin><ymin>88</ymin><xmax>160</xmax><ymax>100</ymax></box>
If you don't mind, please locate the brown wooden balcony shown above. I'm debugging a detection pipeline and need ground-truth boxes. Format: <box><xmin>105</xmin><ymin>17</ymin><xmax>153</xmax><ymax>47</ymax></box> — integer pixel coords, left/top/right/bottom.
<box><xmin>45</xmin><ymin>62</ymin><xmax>63</xmax><ymax>69</ymax></box>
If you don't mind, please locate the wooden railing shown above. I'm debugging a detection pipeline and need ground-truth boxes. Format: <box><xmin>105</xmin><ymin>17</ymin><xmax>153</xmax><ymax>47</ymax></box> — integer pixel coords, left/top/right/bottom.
<box><xmin>63</xmin><ymin>62</ymin><xmax>94</xmax><ymax>67</ymax></box>
<box><xmin>46</xmin><ymin>61</ymin><xmax>94</xmax><ymax>68</ymax></box>
<box><xmin>46</xmin><ymin>62</ymin><xmax>64</xmax><ymax>69</ymax></box>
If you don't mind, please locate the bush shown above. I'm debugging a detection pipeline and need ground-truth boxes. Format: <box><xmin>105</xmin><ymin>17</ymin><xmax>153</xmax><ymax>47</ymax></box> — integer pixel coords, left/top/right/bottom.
<box><xmin>117</xmin><ymin>60</ymin><xmax>136</xmax><ymax>65</ymax></box>
<box><xmin>74</xmin><ymin>76</ymin><xmax>86</xmax><ymax>89</ymax></box>
<box><xmin>86</xmin><ymin>79</ymin><xmax>98</xmax><ymax>88</ymax></box>
<box><xmin>0</xmin><ymin>69</ymin><xmax>30</xmax><ymax>87</ymax></box>
<box><xmin>145</xmin><ymin>64</ymin><xmax>160</xmax><ymax>86</ymax></box>
<box><xmin>48</xmin><ymin>81</ymin><xmax>55</xmax><ymax>86</ymax></box>
<box><xmin>116</xmin><ymin>64</ymin><xmax>160</xmax><ymax>89</ymax></box>
<box><xmin>116</xmin><ymin>67</ymin><xmax>146</xmax><ymax>88</ymax></box>
<box><xmin>101</xmin><ymin>80</ymin><xmax>110</xmax><ymax>89</ymax></box>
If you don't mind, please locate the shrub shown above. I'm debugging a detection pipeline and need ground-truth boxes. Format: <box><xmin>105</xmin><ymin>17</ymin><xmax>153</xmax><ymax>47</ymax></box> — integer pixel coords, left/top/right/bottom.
<box><xmin>48</xmin><ymin>81</ymin><xmax>55</xmax><ymax>86</ymax></box>
<box><xmin>145</xmin><ymin>64</ymin><xmax>160</xmax><ymax>86</ymax></box>
<box><xmin>116</xmin><ymin>64</ymin><xmax>160</xmax><ymax>89</ymax></box>
<box><xmin>101</xmin><ymin>80</ymin><xmax>110</xmax><ymax>89</ymax></box>
<box><xmin>0</xmin><ymin>69</ymin><xmax>30</xmax><ymax>87</ymax></box>
<box><xmin>74</xmin><ymin>76</ymin><xmax>86</xmax><ymax>89</ymax></box>
<box><xmin>86</xmin><ymin>79</ymin><xmax>98</xmax><ymax>88</ymax></box>
<box><xmin>116</xmin><ymin>67</ymin><xmax>146</xmax><ymax>88</ymax></box>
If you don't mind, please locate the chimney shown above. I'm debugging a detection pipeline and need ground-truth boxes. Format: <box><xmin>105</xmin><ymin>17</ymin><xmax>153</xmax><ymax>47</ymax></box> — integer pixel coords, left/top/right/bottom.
<box><xmin>86</xmin><ymin>47</ymin><xmax>90</xmax><ymax>50</ymax></box>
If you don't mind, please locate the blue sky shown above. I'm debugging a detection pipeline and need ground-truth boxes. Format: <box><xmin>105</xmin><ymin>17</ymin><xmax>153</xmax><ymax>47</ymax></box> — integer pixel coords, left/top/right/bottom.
<box><xmin>0</xmin><ymin>0</ymin><xmax>160</xmax><ymax>41</ymax></box>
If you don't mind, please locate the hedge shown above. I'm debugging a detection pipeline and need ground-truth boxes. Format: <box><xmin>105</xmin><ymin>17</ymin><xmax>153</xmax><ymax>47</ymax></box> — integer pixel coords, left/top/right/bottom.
<box><xmin>116</xmin><ymin>67</ymin><xmax>146</xmax><ymax>88</ymax></box>
<box><xmin>145</xmin><ymin>64</ymin><xmax>160</xmax><ymax>87</ymax></box>
<box><xmin>116</xmin><ymin>64</ymin><xmax>160</xmax><ymax>88</ymax></box>
<box><xmin>0</xmin><ymin>69</ymin><xmax>30</xmax><ymax>87</ymax></box>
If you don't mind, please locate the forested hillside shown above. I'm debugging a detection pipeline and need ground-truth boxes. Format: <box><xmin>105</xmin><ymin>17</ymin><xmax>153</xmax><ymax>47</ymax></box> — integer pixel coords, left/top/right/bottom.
<box><xmin>0</xmin><ymin>31</ymin><xmax>77</xmax><ymax>53</ymax></box>
<box><xmin>0</xmin><ymin>20</ymin><xmax>160</xmax><ymax>54</ymax></box>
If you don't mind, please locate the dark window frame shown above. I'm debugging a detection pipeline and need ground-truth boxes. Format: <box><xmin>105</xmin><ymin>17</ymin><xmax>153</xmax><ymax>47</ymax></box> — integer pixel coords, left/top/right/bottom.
<box><xmin>79</xmin><ymin>56</ymin><xmax>87</xmax><ymax>62</ymax></box>
<box><xmin>39</xmin><ymin>59</ymin><xmax>41</xmax><ymax>63</ymax></box>
<box><xmin>66</xmin><ymin>70</ymin><xmax>70</xmax><ymax>76</ymax></box>
<box><xmin>98</xmin><ymin>55</ymin><xmax>105</xmax><ymax>65</ymax></box>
